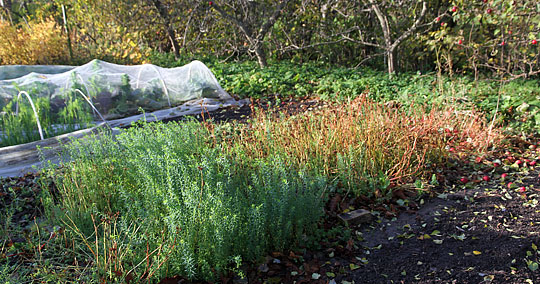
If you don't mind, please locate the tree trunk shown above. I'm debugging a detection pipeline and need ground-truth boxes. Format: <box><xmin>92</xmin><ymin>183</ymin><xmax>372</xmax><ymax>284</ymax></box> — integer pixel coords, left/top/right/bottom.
<box><xmin>387</xmin><ymin>48</ymin><xmax>396</xmax><ymax>76</ymax></box>
<box><xmin>254</xmin><ymin>45</ymin><xmax>267</xmax><ymax>68</ymax></box>
<box><xmin>0</xmin><ymin>0</ymin><xmax>12</xmax><ymax>11</ymax></box>
<box><xmin>150</xmin><ymin>0</ymin><xmax>180</xmax><ymax>59</ymax></box>
<box><xmin>0</xmin><ymin>0</ymin><xmax>12</xmax><ymax>21</ymax></box>
<box><xmin>166</xmin><ymin>26</ymin><xmax>180</xmax><ymax>58</ymax></box>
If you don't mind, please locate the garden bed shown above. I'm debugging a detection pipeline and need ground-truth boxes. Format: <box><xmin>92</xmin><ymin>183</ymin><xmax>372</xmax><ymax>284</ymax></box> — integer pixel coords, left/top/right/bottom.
<box><xmin>1</xmin><ymin>97</ymin><xmax>538</xmax><ymax>283</ymax></box>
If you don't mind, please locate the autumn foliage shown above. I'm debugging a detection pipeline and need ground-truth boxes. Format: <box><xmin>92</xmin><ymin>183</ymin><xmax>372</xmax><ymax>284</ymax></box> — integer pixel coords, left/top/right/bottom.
<box><xmin>0</xmin><ymin>17</ymin><xmax>69</xmax><ymax>65</ymax></box>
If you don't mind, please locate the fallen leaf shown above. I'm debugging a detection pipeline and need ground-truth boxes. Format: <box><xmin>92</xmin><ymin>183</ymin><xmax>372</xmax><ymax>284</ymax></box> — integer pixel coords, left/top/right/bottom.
<box><xmin>473</xmin><ymin>250</ymin><xmax>482</xmax><ymax>255</ymax></box>
<box><xmin>326</xmin><ymin>272</ymin><xmax>336</xmax><ymax>278</ymax></box>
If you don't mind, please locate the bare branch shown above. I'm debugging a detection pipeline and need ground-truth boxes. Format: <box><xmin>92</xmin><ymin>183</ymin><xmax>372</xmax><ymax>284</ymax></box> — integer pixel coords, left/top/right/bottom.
<box><xmin>255</xmin><ymin>0</ymin><xmax>292</xmax><ymax>42</ymax></box>
<box><xmin>391</xmin><ymin>1</ymin><xmax>428</xmax><ymax>50</ymax></box>
<box><xmin>211</xmin><ymin>3</ymin><xmax>254</xmax><ymax>40</ymax></box>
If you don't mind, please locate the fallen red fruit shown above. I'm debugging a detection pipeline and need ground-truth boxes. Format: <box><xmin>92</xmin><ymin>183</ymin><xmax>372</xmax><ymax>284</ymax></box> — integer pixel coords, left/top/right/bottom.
<box><xmin>516</xmin><ymin>160</ymin><xmax>523</xmax><ymax>165</ymax></box>
<box><xmin>487</xmin><ymin>8</ymin><xmax>492</xmax><ymax>14</ymax></box>
<box><xmin>519</xmin><ymin>186</ymin><xmax>526</xmax><ymax>193</ymax></box>
<box><xmin>501</xmin><ymin>173</ymin><xmax>508</xmax><ymax>179</ymax></box>
<box><xmin>449</xmin><ymin>147</ymin><xmax>455</xmax><ymax>152</ymax></box>
<box><xmin>508</xmin><ymin>182</ymin><xmax>514</xmax><ymax>188</ymax></box>
<box><xmin>493</xmin><ymin>162</ymin><xmax>500</xmax><ymax>167</ymax></box>
<box><xmin>460</xmin><ymin>177</ymin><xmax>469</xmax><ymax>183</ymax></box>
<box><xmin>530</xmin><ymin>161</ymin><xmax>537</xmax><ymax>166</ymax></box>
<box><xmin>482</xmin><ymin>176</ymin><xmax>490</xmax><ymax>182</ymax></box>
<box><xmin>209</xmin><ymin>1</ymin><xmax>213</xmax><ymax>5</ymax></box>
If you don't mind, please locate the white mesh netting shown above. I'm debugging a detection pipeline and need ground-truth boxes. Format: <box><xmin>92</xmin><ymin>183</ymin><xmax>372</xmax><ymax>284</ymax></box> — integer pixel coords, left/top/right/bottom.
<box><xmin>0</xmin><ymin>60</ymin><xmax>244</xmax><ymax>176</ymax></box>
<box><xmin>0</xmin><ymin>59</ymin><xmax>232</xmax><ymax>120</ymax></box>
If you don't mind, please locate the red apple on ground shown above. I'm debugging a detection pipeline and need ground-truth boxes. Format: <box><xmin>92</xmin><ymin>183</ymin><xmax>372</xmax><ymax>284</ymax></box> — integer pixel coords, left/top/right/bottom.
<box><xmin>519</xmin><ymin>186</ymin><xmax>526</xmax><ymax>193</ymax></box>
<box><xmin>482</xmin><ymin>176</ymin><xmax>490</xmax><ymax>182</ymax></box>
<box><xmin>501</xmin><ymin>173</ymin><xmax>508</xmax><ymax>179</ymax></box>
<box><xmin>460</xmin><ymin>177</ymin><xmax>469</xmax><ymax>183</ymax></box>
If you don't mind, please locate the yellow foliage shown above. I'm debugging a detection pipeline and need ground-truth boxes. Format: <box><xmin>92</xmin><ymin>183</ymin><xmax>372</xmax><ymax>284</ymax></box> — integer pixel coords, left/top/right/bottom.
<box><xmin>0</xmin><ymin>17</ymin><xmax>69</xmax><ymax>65</ymax></box>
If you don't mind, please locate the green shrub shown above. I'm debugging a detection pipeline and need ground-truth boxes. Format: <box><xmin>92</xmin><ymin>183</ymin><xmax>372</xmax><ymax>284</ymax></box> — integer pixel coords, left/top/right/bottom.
<box><xmin>45</xmin><ymin>120</ymin><xmax>326</xmax><ymax>282</ymax></box>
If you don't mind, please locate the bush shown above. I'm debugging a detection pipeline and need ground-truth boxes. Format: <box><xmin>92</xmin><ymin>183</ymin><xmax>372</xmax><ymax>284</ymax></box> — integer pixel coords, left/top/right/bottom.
<box><xmin>0</xmin><ymin>17</ymin><xmax>69</xmax><ymax>65</ymax></box>
<box><xmin>45</xmin><ymin>120</ymin><xmax>326</xmax><ymax>282</ymax></box>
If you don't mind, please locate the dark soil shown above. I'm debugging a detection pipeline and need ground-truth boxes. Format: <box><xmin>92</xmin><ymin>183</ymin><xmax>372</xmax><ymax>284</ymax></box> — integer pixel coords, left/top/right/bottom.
<box><xmin>2</xmin><ymin>98</ymin><xmax>539</xmax><ymax>283</ymax></box>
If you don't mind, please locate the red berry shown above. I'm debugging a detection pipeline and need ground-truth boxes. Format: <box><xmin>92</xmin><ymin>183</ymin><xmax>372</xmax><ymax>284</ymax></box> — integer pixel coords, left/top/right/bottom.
<box><xmin>530</xmin><ymin>161</ymin><xmax>537</xmax><ymax>166</ymax></box>
<box><xmin>493</xmin><ymin>162</ymin><xmax>500</xmax><ymax>167</ymax></box>
<box><xmin>501</xmin><ymin>173</ymin><xmax>508</xmax><ymax>178</ymax></box>
<box><xmin>458</xmin><ymin>39</ymin><xmax>463</xmax><ymax>45</ymax></box>
<box><xmin>482</xmin><ymin>176</ymin><xmax>490</xmax><ymax>182</ymax></box>
<box><xmin>516</xmin><ymin>159</ymin><xmax>523</xmax><ymax>165</ymax></box>
<box><xmin>452</xmin><ymin>6</ymin><xmax>458</xmax><ymax>12</ymax></box>
<box><xmin>209</xmin><ymin>1</ymin><xmax>213</xmax><ymax>5</ymax></box>
<box><xmin>460</xmin><ymin>177</ymin><xmax>469</xmax><ymax>183</ymax></box>
<box><xmin>435</xmin><ymin>17</ymin><xmax>441</xmax><ymax>22</ymax></box>
<box><xmin>441</xmin><ymin>22</ymin><xmax>446</xmax><ymax>27</ymax></box>
<box><xmin>532</xmin><ymin>40</ymin><xmax>538</xmax><ymax>45</ymax></box>
<box><xmin>487</xmin><ymin>8</ymin><xmax>492</xmax><ymax>14</ymax></box>
<box><xmin>519</xmin><ymin>186</ymin><xmax>526</xmax><ymax>193</ymax></box>
<box><xmin>449</xmin><ymin>147</ymin><xmax>455</xmax><ymax>152</ymax></box>
<box><xmin>508</xmin><ymin>182</ymin><xmax>514</xmax><ymax>188</ymax></box>
<box><xmin>483</xmin><ymin>0</ymin><xmax>487</xmax><ymax>3</ymax></box>
<box><xmin>500</xmin><ymin>41</ymin><xmax>505</xmax><ymax>46</ymax></box>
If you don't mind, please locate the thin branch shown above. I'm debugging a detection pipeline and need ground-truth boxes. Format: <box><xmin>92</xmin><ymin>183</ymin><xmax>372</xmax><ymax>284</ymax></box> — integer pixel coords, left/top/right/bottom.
<box><xmin>211</xmin><ymin>3</ymin><xmax>254</xmax><ymax>39</ymax></box>
<box><xmin>391</xmin><ymin>1</ymin><xmax>427</xmax><ymax>50</ymax></box>
<box><xmin>255</xmin><ymin>0</ymin><xmax>292</xmax><ymax>42</ymax></box>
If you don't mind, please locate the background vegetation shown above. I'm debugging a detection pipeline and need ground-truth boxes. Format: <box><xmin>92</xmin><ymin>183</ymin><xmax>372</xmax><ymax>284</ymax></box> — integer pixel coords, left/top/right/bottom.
<box><xmin>1</xmin><ymin>0</ymin><xmax>539</xmax><ymax>77</ymax></box>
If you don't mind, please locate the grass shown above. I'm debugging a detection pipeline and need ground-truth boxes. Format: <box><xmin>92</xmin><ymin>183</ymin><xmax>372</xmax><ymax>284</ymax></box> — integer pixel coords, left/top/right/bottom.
<box><xmin>225</xmin><ymin>97</ymin><xmax>501</xmax><ymax>198</ymax></box>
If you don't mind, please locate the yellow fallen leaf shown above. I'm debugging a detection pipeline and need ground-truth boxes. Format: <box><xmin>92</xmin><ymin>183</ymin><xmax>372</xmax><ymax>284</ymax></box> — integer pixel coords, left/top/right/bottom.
<box><xmin>473</xmin><ymin>250</ymin><xmax>482</xmax><ymax>255</ymax></box>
